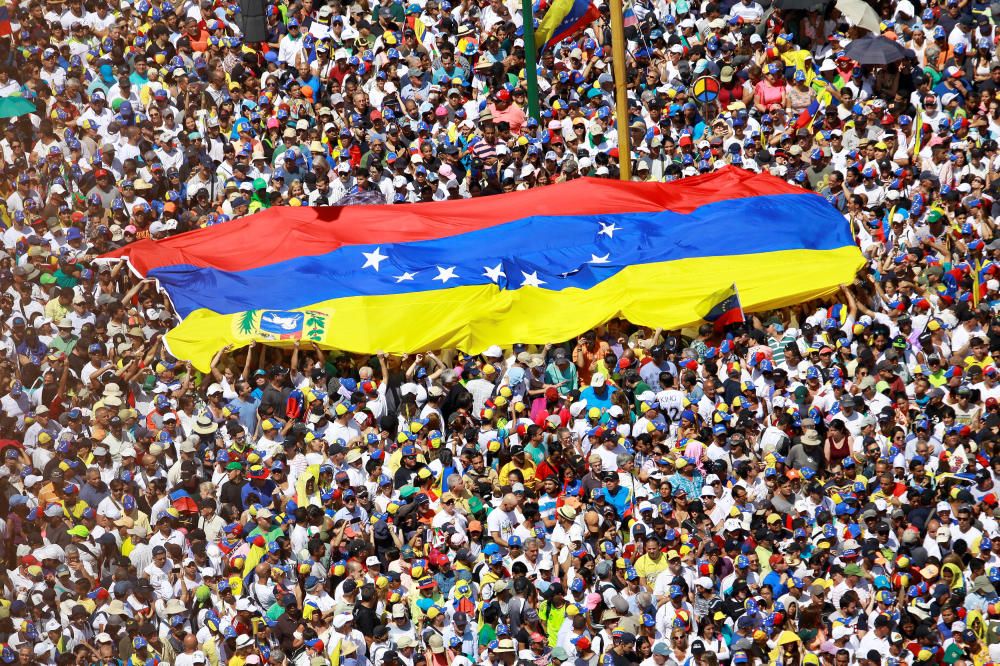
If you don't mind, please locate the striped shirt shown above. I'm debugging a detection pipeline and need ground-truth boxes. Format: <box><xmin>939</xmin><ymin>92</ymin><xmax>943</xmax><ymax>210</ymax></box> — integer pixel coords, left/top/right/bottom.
<box><xmin>767</xmin><ymin>332</ymin><xmax>797</xmax><ymax>358</ymax></box>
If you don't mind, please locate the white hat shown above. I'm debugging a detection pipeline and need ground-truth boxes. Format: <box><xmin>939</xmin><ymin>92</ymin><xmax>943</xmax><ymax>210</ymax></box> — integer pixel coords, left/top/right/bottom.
<box><xmin>701</xmin><ymin>486</ymin><xmax>716</xmax><ymax>498</ymax></box>
<box><xmin>832</xmin><ymin>625</ymin><xmax>852</xmax><ymax>640</ymax></box>
<box><xmin>590</xmin><ymin>372</ymin><xmax>607</xmax><ymax>388</ymax></box>
<box><xmin>206</xmin><ymin>383</ymin><xmax>224</xmax><ymax>396</ymax></box>
<box><xmin>333</xmin><ymin>613</ymin><xmax>353</xmax><ymax>629</ymax></box>
<box><xmin>235</xmin><ymin>598</ymin><xmax>254</xmax><ymax>612</ymax></box>
<box><xmin>483</xmin><ymin>345</ymin><xmax>503</xmax><ymax>358</ymax></box>
<box><xmin>235</xmin><ymin>634</ymin><xmax>254</xmax><ymax>648</ymax></box>
<box><xmin>45</xmin><ymin>619</ymin><xmax>61</xmax><ymax>632</ymax></box>
<box><xmin>366</xmin><ymin>556</ymin><xmax>381</xmax><ymax>566</ymax></box>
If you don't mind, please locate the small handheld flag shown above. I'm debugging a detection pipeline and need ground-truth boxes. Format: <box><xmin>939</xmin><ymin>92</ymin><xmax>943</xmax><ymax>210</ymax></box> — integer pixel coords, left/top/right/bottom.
<box><xmin>534</xmin><ymin>0</ymin><xmax>600</xmax><ymax>52</ymax></box>
<box><xmin>701</xmin><ymin>283</ymin><xmax>745</xmax><ymax>332</ymax></box>
<box><xmin>622</xmin><ymin>3</ymin><xmax>638</xmax><ymax>28</ymax></box>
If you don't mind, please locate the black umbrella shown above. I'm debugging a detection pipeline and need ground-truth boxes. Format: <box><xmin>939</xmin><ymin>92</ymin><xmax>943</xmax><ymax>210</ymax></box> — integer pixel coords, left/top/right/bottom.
<box><xmin>772</xmin><ymin>0</ymin><xmax>830</xmax><ymax>10</ymax></box>
<box><xmin>843</xmin><ymin>36</ymin><xmax>913</xmax><ymax>65</ymax></box>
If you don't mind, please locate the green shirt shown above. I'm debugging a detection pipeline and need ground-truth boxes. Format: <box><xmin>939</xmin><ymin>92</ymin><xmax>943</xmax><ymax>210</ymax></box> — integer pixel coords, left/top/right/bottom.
<box><xmin>538</xmin><ymin>600</ymin><xmax>567</xmax><ymax>647</ymax></box>
<box><xmin>53</xmin><ymin>269</ymin><xmax>79</xmax><ymax>289</ymax></box>
<box><xmin>478</xmin><ymin>624</ymin><xmax>496</xmax><ymax>646</ymax></box>
<box><xmin>543</xmin><ymin>361</ymin><xmax>578</xmax><ymax>395</ymax></box>
<box><xmin>49</xmin><ymin>334</ymin><xmax>78</xmax><ymax>355</ymax></box>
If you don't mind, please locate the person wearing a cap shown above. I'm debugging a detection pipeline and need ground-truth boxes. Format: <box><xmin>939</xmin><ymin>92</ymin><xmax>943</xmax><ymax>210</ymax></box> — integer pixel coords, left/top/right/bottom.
<box><xmin>9</xmin><ymin>0</ymin><xmax>1000</xmax><ymax>662</ymax></box>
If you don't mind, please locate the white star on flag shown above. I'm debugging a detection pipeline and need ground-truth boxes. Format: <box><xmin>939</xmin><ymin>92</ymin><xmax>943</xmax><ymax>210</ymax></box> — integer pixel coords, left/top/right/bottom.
<box><xmin>394</xmin><ymin>272</ymin><xmax>417</xmax><ymax>283</ymax></box>
<box><xmin>589</xmin><ymin>254</ymin><xmax>610</xmax><ymax>264</ymax></box>
<box><xmin>598</xmin><ymin>222</ymin><xmax>621</xmax><ymax>238</ymax></box>
<box><xmin>433</xmin><ymin>266</ymin><xmax>459</xmax><ymax>283</ymax></box>
<box><xmin>483</xmin><ymin>263</ymin><xmax>506</xmax><ymax>283</ymax></box>
<box><xmin>521</xmin><ymin>271</ymin><xmax>546</xmax><ymax>288</ymax></box>
<box><xmin>362</xmin><ymin>246</ymin><xmax>388</xmax><ymax>271</ymax></box>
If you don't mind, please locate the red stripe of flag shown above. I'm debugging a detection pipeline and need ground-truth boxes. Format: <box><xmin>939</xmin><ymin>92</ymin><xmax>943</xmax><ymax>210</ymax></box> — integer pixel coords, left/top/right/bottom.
<box><xmin>103</xmin><ymin>166</ymin><xmax>816</xmax><ymax>276</ymax></box>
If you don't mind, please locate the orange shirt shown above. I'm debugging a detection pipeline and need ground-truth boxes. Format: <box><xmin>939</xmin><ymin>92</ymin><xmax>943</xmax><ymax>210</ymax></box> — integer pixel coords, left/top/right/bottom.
<box><xmin>572</xmin><ymin>340</ymin><xmax>610</xmax><ymax>386</ymax></box>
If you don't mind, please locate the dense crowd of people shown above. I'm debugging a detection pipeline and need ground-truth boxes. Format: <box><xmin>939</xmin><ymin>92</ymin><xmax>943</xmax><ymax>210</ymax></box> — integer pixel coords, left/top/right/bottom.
<box><xmin>2</xmin><ymin>0</ymin><xmax>1000</xmax><ymax>664</ymax></box>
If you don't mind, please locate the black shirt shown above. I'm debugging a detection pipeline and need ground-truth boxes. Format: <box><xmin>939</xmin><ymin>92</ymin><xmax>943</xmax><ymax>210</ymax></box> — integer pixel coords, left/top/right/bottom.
<box><xmin>259</xmin><ymin>384</ymin><xmax>291</xmax><ymax>419</ymax></box>
<box><xmin>220</xmin><ymin>479</ymin><xmax>246</xmax><ymax>508</ymax></box>
<box><xmin>353</xmin><ymin>604</ymin><xmax>379</xmax><ymax>637</ymax></box>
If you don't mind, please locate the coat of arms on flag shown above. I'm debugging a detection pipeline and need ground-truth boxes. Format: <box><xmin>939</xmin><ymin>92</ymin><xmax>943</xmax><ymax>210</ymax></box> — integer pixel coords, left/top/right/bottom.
<box><xmin>233</xmin><ymin>310</ymin><xmax>330</xmax><ymax>342</ymax></box>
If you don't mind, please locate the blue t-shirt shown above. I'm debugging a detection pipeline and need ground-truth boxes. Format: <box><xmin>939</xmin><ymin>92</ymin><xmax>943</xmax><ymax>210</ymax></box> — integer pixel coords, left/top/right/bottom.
<box><xmin>578</xmin><ymin>385</ymin><xmax>617</xmax><ymax>411</ymax></box>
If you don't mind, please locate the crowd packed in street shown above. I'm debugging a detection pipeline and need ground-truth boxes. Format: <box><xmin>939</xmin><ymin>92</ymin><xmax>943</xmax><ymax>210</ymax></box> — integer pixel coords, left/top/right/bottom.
<box><xmin>3</xmin><ymin>0</ymin><xmax>1000</xmax><ymax>664</ymax></box>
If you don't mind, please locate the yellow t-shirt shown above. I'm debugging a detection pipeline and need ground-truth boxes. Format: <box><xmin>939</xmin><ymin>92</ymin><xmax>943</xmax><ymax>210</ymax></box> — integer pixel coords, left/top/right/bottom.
<box><xmin>499</xmin><ymin>460</ymin><xmax>536</xmax><ymax>488</ymax></box>
<box><xmin>633</xmin><ymin>553</ymin><xmax>669</xmax><ymax>584</ymax></box>
<box><xmin>964</xmin><ymin>354</ymin><xmax>995</xmax><ymax>372</ymax></box>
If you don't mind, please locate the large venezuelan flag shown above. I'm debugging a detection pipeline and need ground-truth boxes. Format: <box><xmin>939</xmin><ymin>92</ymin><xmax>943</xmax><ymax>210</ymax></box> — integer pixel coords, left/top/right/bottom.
<box><xmin>105</xmin><ymin>168</ymin><xmax>865</xmax><ymax>372</ymax></box>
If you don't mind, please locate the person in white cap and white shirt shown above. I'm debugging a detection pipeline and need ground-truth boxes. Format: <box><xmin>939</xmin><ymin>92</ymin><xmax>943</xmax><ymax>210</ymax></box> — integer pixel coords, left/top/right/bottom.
<box><xmin>323</xmin><ymin>613</ymin><xmax>367</xmax><ymax>665</ymax></box>
<box><xmin>35</xmin><ymin>619</ymin><xmax>64</xmax><ymax>662</ymax></box>
<box><xmin>387</xmin><ymin>604</ymin><xmax>414</xmax><ymax>643</ymax></box>
<box><xmin>23</xmin><ymin>405</ymin><xmax>59</xmax><ymax>451</ymax></box>
<box><xmin>466</xmin><ymin>358</ymin><xmax>500</xmax><ymax>415</ymax></box>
